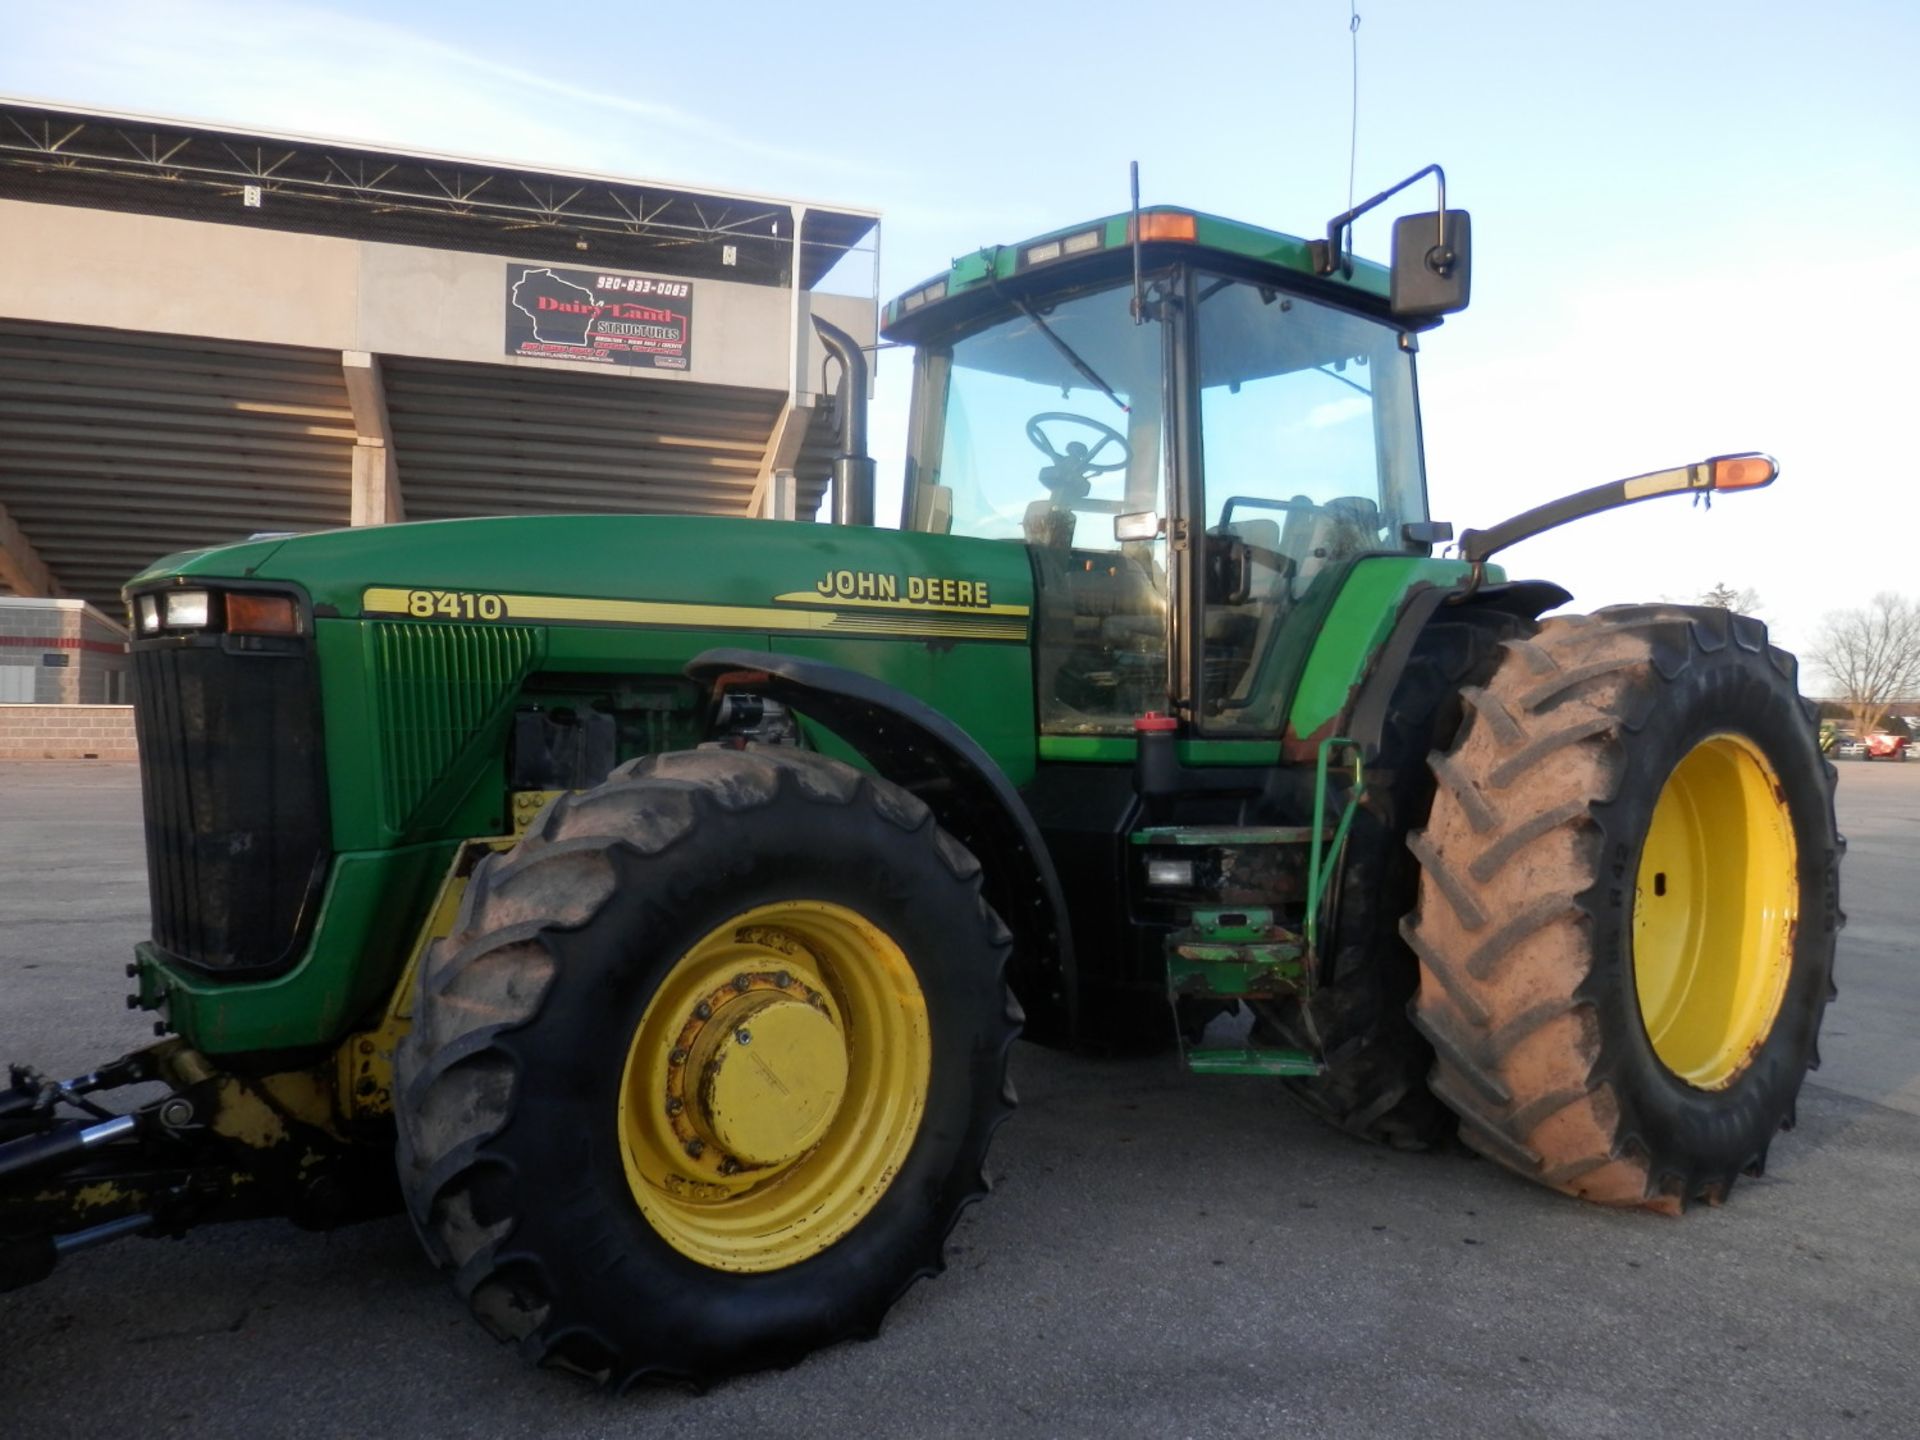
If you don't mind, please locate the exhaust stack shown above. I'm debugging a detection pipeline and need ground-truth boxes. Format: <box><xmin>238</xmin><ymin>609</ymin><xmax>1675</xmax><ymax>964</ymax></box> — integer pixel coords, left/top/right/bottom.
<box><xmin>812</xmin><ymin>316</ymin><xmax>875</xmax><ymax>527</ymax></box>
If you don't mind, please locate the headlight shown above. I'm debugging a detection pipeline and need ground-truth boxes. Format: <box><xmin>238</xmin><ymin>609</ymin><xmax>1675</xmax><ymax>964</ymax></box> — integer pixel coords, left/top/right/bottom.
<box><xmin>137</xmin><ymin>595</ymin><xmax>161</xmax><ymax>634</ymax></box>
<box><xmin>163</xmin><ymin>590</ymin><xmax>211</xmax><ymax>629</ymax></box>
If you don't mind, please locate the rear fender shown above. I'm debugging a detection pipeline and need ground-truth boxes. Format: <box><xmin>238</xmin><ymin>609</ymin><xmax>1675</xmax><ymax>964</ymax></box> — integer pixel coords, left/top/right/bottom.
<box><xmin>1344</xmin><ymin>579</ymin><xmax>1571</xmax><ymax>753</ymax></box>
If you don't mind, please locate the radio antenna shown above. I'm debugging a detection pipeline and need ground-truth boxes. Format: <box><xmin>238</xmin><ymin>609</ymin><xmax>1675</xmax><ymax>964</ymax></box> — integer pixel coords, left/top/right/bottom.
<box><xmin>1129</xmin><ymin>160</ymin><xmax>1145</xmax><ymax>324</ymax></box>
<box><xmin>1347</xmin><ymin>3</ymin><xmax>1362</xmax><ymax>213</ymax></box>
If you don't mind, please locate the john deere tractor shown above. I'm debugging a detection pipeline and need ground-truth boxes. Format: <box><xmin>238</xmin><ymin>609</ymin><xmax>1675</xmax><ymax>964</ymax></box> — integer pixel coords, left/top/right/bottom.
<box><xmin>0</xmin><ymin>168</ymin><xmax>1840</xmax><ymax>1388</ymax></box>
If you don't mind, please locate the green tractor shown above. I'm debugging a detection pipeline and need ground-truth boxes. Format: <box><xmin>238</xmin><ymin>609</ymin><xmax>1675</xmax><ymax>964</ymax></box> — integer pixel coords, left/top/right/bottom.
<box><xmin>1</xmin><ymin>168</ymin><xmax>1840</xmax><ymax>1387</ymax></box>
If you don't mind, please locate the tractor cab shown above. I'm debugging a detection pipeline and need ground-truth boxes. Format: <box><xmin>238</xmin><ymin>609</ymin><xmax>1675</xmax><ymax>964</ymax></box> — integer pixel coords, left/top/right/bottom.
<box><xmin>883</xmin><ymin>204</ymin><xmax>1446</xmax><ymax>740</ymax></box>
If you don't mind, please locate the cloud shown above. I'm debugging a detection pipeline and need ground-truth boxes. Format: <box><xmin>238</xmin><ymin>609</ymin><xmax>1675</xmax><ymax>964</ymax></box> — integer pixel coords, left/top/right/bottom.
<box><xmin>0</xmin><ymin>0</ymin><xmax>887</xmax><ymax>187</ymax></box>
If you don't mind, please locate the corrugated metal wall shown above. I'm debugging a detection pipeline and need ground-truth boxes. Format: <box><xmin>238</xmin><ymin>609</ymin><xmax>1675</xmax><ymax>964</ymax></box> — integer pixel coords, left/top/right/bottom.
<box><xmin>0</xmin><ymin>325</ymin><xmax>842</xmax><ymax>614</ymax></box>
<box><xmin>0</xmin><ymin>321</ymin><xmax>354</xmax><ymax>611</ymax></box>
<box><xmin>383</xmin><ymin>357</ymin><xmax>833</xmax><ymax>522</ymax></box>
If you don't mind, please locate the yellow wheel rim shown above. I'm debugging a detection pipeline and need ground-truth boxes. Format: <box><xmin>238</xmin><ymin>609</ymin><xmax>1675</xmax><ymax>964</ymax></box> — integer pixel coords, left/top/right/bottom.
<box><xmin>616</xmin><ymin>900</ymin><xmax>931</xmax><ymax>1272</ymax></box>
<box><xmin>1632</xmin><ymin>733</ymin><xmax>1798</xmax><ymax>1089</ymax></box>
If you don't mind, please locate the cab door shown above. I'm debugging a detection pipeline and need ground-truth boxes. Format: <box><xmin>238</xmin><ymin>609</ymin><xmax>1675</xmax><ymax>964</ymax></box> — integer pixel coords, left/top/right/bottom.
<box><xmin>1186</xmin><ymin>273</ymin><xmax>1431</xmax><ymax>735</ymax></box>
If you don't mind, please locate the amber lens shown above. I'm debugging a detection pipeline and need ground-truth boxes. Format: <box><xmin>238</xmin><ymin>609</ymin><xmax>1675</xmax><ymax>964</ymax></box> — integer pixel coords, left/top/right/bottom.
<box><xmin>225</xmin><ymin>593</ymin><xmax>299</xmax><ymax>635</ymax></box>
<box><xmin>1133</xmin><ymin>212</ymin><xmax>1198</xmax><ymax>243</ymax></box>
<box><xmin>1710</xmin><ymin>455</ymin><xmax>1777</xmax><ymax>491</ymax></box>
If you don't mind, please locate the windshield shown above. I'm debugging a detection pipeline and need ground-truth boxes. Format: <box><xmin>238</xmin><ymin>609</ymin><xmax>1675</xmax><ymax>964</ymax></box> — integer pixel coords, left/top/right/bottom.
<box><xmin>908</xmin><ymin>280</ymin><xmax>1170</xmax><ymax>734</ymax></box>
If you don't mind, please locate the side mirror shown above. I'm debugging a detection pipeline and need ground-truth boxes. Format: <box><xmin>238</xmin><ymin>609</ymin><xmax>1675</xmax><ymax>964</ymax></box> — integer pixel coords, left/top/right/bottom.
<box><xmin>1391</xmin><ymin>210</ymin><xmax>1471</xmax><ymax>321</ymax></box>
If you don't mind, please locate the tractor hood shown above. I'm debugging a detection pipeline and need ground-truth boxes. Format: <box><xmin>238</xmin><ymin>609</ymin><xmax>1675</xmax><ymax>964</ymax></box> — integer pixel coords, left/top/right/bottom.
<box><xmin>130</xmin><ymin>514</ymin><xmax>1038</xmax><ymax>635</ymax></box>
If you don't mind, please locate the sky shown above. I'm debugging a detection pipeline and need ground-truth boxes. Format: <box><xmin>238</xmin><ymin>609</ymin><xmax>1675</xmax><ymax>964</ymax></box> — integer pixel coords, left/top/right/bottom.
<box><xmin>5</xmin><ymin>0</ymin><xmax>1918</xmax><ymax>659</ymax></box>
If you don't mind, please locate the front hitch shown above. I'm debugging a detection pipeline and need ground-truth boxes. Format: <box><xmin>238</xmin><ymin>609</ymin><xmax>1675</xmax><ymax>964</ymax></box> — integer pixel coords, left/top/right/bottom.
<box><xmin>0</xmin><ymin>1039</ymin><xmax>398</xmax><ymax>1293</ymax></box>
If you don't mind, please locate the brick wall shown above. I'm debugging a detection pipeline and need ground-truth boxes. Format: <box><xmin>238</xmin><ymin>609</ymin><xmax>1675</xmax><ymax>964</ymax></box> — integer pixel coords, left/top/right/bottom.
<box><xmin>0</xmin><ymin>598</ymin><xmax>131</xmax><ymax>704</ymax></box>
<box><xmin>0</xmin><ymin>704</ymin><xmax>137</xmax><ymax>760</ymax></box>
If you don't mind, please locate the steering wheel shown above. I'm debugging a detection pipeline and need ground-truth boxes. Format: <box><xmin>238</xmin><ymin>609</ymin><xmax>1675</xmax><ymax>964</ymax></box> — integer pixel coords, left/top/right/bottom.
<box><xmin>1026</xmin><ymin>412</ymin><xmax>1130</xmax><ymax>500</ymax></box>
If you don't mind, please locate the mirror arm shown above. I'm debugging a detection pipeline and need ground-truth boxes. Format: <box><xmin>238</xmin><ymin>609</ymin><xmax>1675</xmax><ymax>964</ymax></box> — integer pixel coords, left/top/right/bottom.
<box><xmin>1457</xmin><ymin>455</ymin><xmax>1775</xmax><ymax>565</ymax></box>
<box><xmin>1310</xmin><ymin>164</ymin><xmax>1447</xmax><ymax>278</ymax></box>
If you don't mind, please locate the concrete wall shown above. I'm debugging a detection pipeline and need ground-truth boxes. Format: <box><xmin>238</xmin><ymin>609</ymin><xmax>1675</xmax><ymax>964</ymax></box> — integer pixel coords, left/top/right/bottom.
<box><xmin>0</xmin><ymin>199</ymin><xmax>873</xmax><ymax>395</ymax></box>
<box><xmin>0</xmin><ymin>597</ymin><xmax>130</xmax><ymax>704</ymax></box>
<box><xmin>0</xmin><ymin>704</ymin><xmax>136</xmax><ymax>760</ymax></box>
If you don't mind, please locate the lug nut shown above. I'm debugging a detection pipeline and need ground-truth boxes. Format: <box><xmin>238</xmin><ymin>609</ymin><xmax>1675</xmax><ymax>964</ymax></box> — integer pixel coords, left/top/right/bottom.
<box><xmin>775</xmin><ymin>972</ymin><xmax>792</xmax><ymax>989</ymax></box>
<box><xmin>718</xmin><ymin>1157</ymin><xmax>739</xmax><ymax>1176</ymax></box>
<box><xmin>669</xmin><ymin>1047</ymin><xmax>688</xmax><ymax>1065</ymax></box>
<box><xmin>684</xmin><ymin>1138</ymin><xmax>705</xmax><ymax>1159</ymax></box>
<box><xmin>734</xmin><ymin>1028</ymin><xmax>752</xmax><ymax>1046</ymax></box>
<box><xmin>665</xmin><ymin>1096</ymin><xmax>683</xmax><ymax>1116</ymax></box>
<box><xmin>693</xmin><ymin>1001</ymin><xmax>712</xmax><ymax>1021</ymax></box>
<box><xmin>732</xmin><ymin>973</ymin><xmax>752</xmax><ymax>992</ymax></box>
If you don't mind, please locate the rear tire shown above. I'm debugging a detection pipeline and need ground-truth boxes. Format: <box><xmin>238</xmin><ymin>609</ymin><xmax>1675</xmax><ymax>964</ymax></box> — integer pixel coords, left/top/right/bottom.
<box><xmin>395</xmin><ymin>745</ymin><xmax>1019</xmax><ymax>1387</ymax></box>
<box><xmin>1405</xmin><ymin>606</ymin><xmax>1842</xmax><ymax>1209</ymax></box>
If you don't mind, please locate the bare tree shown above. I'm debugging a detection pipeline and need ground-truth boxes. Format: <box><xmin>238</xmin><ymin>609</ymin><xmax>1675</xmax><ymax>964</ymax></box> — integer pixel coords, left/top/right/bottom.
<box><xmin>1810</xmin><ymin>592</ymin><xmax>1920</xmax><ymax>736</ymax></box>
<box><xmin>1698</xmin><ymin>581</ymin><xmax>1762</xmax><ymax>615</ymax></box>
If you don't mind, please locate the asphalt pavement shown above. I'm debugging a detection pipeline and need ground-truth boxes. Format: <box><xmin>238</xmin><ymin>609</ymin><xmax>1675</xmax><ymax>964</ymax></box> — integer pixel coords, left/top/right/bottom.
<box><xmin>2</xmin><ymin>760</ymin><xmax>1917</xmax><ymax>1439</ymax></box>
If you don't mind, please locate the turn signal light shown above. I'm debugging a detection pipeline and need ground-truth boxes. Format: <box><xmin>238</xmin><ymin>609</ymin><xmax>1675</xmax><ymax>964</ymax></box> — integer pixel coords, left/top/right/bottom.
<box><xmin>1131</xmin><ymin>212</ymin><xmax>1198</xmax><ymax>244</ymax></box>
<box><xmin>1709</xmin><ymin>454</ymin><xmax>1778</xmax><ymax>491</ymax></box>
<box><xmin>226</xmin><ymin>593</ymin><xmax>300</xmax><ymax>635</ymax></box>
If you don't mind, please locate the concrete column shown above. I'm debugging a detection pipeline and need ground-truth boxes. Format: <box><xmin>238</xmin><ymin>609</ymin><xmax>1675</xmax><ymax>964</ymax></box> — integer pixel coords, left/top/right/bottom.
<box><xmin>342</xmin><ymin>350</ymin><xmax>405</xmax><ymax>526</ymax></box>
<box><xmin>746</xmin><ymin>397</ymin><xmax>816</xmax><ymax>516</ymax></box>
<box><xmin>0</xmin><ymin>502</ymin><xmax>60</xmax><ymax>597</ymax></box>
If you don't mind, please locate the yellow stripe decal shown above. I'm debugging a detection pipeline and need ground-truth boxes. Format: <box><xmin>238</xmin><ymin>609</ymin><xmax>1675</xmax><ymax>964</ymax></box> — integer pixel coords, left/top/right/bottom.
<box><xmin>360</xmin><ymin>587</ymin><xmax>1027</xmax><ymax>642</ymax></box>
<box><xmin>1621</xmin><ymin>466</ymin><xmax>1692</xmax><ymax>501</ymax></box>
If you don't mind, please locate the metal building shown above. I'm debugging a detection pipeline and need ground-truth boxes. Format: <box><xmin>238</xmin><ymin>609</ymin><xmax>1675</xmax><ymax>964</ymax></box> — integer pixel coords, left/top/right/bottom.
<box><xmin>0</xmin><ymin>97</ymin><xmax>881</xmax><ymax>616</ymax></box>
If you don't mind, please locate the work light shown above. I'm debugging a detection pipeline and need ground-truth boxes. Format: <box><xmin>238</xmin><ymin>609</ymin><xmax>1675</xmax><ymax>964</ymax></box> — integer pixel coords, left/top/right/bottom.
<box><xmin>163</xmin><ymin>590</ymin><xmax>211</xmax><ymax>629</ymax></box>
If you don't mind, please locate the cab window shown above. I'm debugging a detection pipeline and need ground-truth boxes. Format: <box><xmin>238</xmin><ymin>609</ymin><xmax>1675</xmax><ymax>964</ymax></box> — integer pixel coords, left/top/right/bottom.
<box><xmin>1193</xmin><ymin>276</ymin><xmax>1427</xmax><ymax>731</ymax></box>
<box><xmin>909</xmin><ymin>280</ymin><xmax>1171</xmax><ymax>734</ymax></box>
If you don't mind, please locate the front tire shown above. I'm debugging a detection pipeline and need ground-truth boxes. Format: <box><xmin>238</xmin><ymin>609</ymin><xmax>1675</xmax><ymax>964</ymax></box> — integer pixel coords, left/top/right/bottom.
<box><xmin>1405</xmin><ymin>606</ymin><xmax>1842</xmax><ymax>1210</ymax></box>
<box><xmin>394</xmin><ymin>745</ymin><xmax>1019</xmax><ymax>1387</ymax></box>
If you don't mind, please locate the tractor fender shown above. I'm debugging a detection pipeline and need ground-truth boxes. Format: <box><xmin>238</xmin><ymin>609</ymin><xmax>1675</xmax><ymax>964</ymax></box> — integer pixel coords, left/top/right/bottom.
<box><xmin>1345</xmin><ymin>579</ymin><xmax>1571</xmax><ymax>754</ymax></box>
<box><xmin>685</xmin><ymin>647</ymin><xmax>1076</xmax><ymax>1039</ymax></box>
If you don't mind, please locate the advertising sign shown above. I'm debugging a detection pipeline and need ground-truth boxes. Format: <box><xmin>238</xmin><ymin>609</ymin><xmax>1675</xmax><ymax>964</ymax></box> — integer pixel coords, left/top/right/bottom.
<box><xmin>504</xmin><ymin>265</ymin><xmax>694</xmax><ymax>369</ymax></box>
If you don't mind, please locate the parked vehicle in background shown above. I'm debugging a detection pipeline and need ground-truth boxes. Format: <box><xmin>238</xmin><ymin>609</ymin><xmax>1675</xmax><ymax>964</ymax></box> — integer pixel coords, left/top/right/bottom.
<box><xmin>1864</xmin><ymin>733</ymin><xmax>1910</xmax><ymax>761</ymax></box>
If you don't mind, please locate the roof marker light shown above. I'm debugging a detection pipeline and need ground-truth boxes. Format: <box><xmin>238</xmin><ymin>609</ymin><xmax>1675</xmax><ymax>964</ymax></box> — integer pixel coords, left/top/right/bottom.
<box><xmin>1131</xmin><ymin>212</ymin><xmax>1198</xmax><ymax>244</ymax></box>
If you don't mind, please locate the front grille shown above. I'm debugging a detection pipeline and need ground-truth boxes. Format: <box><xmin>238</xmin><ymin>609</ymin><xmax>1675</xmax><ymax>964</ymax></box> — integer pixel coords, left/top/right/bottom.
<box><xmin>132</xmin><ymin>635</ymin><xmax>328</xmax><ymax>973</ymax></box>
<box><xmin>370</xmin><ymin>621</ymin><xmax>540</xmax><ymax>832</ymax></box>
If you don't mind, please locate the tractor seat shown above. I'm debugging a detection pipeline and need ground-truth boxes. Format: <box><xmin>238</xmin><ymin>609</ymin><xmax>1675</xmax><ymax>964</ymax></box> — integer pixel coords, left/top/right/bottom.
<box><xmin>1285</xmin><ymin>496</ymin><xmax>1383</xmax><ymax>598</ymax></box>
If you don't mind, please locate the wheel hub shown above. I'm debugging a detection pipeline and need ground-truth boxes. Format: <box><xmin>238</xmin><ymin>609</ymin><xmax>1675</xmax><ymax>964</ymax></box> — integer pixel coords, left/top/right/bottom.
<box><xmin>685</xmin><ymin>991</ymin><xmax>848</xmax><ymax>1168</ymax></box>
<box><xmin>617</xmin><ymin>900</ymin><xmax>933</xmax><ymax>1272</ymax></box>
